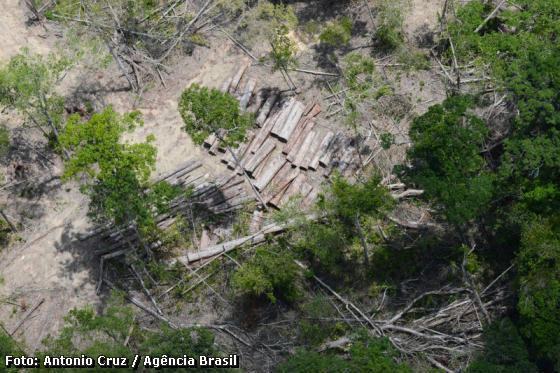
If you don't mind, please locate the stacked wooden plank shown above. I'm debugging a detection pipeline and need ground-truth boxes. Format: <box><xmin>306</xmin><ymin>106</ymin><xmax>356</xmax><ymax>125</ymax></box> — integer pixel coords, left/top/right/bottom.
<box><xmin>203</xmin><ymin>67</ymin><xmax>365</xmax><ymax>211</ymax></box>
<box><xmin>93</xmin><ymin>160</ymin><xmax>255</xmax><ymax>257</ymax></box>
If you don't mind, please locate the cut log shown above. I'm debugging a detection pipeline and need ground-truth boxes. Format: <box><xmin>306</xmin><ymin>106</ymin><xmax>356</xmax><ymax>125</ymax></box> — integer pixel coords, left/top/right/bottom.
<box><xmin>302</xmin><ymin>130</ymin><xmax>325</xmax><ymax>170</ymax></box>
<box><xmin>287</xmin><ymin>120</ymin><xmax>316</xmax><ymax>162</ymax></box>
<box><xmin>230</xmin><ymin>61</ymin><xmax>250</xmax><ymax>92</ymax></box>
<box><xmin>251</xmin><ymin>149</ymin><xmax>273</xmax><ymax>180</ymax></box>
<box><xmin>254</xmin><ymin>154</ymin><xmax>287</xmax><ymax>191</ymax></box>
<box><xmin>282</xmin><ymin>116</ymin><xmax>308</xmax><ymax>155</ymax></box>
<box><xmin>306</xmin><ymin>103</ymin><xmax>322</xmax><ymax>119</ymax></box>
<box><xmin>268</xmin><ymin>181</ymin><xmax>291</xmax><ymax>209</ymax></box>
<box><xmin>279</xmin><ymin>173</ymin><xmax>307</xmax><ymax>206</ymax></box>
<box><xmin>319</xmin><ymin>132</ymin><xmax>343</xmax><ymax>167</ymax></box>
<box><xmin>208</xmin><ymin>139</ymin><xmax>220</xmax><ymax>155</ymax></box>
<box><xmin>249</xmin><ymin>210</ymin><xmax>264</xmax><ymax>233</ymax></box>
<box><xmin>256</xmin><ymin>94</ymin><xmax>278</xmax><ymax>127</ymax></box>
<box><xmin>220</xmin><ymin>77</ymin><xmax>232</xmax><ymax>93</ymax></box>
<box><xmin>239</xmin><ymin>78</ymin><xmax>256</xmax><ymax>111</ymax></box>
<box><xmin>154</xmin><ymin>159</ymin><xmax>202</xmax><ymax>183</ymax></box>
<box><xmin>309</xmin><ymin>131</ymin><xmax>334</xmax><ymax>170</ymax></box>
<box><xmin>270</xmin><ymin>98</ymin><xmax>297</xmax><ymax>139</ymax></box>
<box><xmin>203</xmin><ymin>133</ymin><xmax>217</xmax><ymax>148</ymax></box>
<box><xmin>303</xmin><ymin>187</ymin><xmax>319</xmax><ymax>207</ymax></box>
<box><xmin>337</xmin><ymin>147</ymin><xmax>355</xmax><ymax>174</ymax></box>
<box><xmin>174</xmin><ymin>223</ymin><xmax>286</xmax><ymax>264</ymax></box>
<box><xmin>300</xmin><ymin>182</ymin><xmax>313</xmax><ymax>200</ymax></box>
<box><xmin>262</xmin><ymin>162</ymin><xmax>299</xmax><ymax>202</ymax></box>
<box><xmin>244</xmin><ymin>138</ymin><xmax>276</xmax><ymax>175</ymax></box>
<box><xmin>272</xmin><ymin>101</ymin><xmax>305</xmax><ymax>142</ymax></box>
<box><xmin>227</xmin><ymin>133</ymin><xmax>254</xmax><ymax>170</ymax></box>
<box><xmin>249</xmin><ymin>109</ymin><xmax>281</xmax><ymax>155</ymax></box>
<box><xmin>292</xmin><ymin>130</ymin><xmax>317</xmax><ymax>167</ymax></box>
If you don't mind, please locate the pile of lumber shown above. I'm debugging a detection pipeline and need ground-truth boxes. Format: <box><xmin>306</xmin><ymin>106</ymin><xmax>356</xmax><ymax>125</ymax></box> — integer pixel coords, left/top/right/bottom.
<box><xmin>88</xmin><ymin>159</ymin><xmax>254</xmax><ymax>258</ymax></box>
<box><xmin>202</xmin><ymin>65</ymin><xmax>362</xmax><ymax>210</ymax></box>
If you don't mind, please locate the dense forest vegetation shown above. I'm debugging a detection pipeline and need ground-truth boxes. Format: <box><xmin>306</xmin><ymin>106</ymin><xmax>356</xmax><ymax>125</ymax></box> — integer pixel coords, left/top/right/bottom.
<box><xmin>0</xmin><ymin>0</ymin><xmax>558</xmax><ymax>372</ymax></box>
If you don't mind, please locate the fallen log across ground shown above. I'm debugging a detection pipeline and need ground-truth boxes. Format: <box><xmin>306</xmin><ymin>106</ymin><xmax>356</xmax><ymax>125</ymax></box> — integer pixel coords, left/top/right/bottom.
<box><xmin>170</xmin><ymin>214</ymin><xmax>319</xmax><ymax>265</ymax></box>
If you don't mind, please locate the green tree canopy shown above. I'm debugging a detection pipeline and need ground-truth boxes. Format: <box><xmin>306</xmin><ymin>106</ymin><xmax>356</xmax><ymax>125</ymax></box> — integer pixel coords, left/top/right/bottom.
<box><xmin>0</xmin><ymin>49</ymin><xmax>71</xmax><ymax>146</ymax></box>
<box><xmin>516</xmin><ymin>216</ymin><xmax>560</xmax><ymax>369</ymax></box>
<box><xmin>467</xmin><ymin>318</ymin><xmax>537</xmax><ymax>373</ymax></box>
<box><xmin>232</xmin><ymin>246</ymin><xmax>300</xmax><ymax>304</ymax></box>
<box><xmin>179</xmin><ymin>84</ymin><xmax>252</xmax><ymax>147</ymax></box>
<box><xmin>402</xmin><ymin>95</ymin><xmax>494</xmax><ymax>226</ymax></box>
<box><xmin>60</xmin><ymin>107</ymin><xmax>177</xmax><ymax>231</ymax></box>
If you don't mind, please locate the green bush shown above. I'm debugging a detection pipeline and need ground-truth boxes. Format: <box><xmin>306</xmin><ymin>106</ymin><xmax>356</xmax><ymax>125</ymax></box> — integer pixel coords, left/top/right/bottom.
<box><xmin>402</xmin><ymin>95</ymin><xmax>494</xmax><ymax>226</ymax></box>
<box><xmin>233</xmin><ymin>247</ymin><xmax>300</xmax><ymax>303</ymax></box>
<box><xmin>516</xmin><ymin>216</ymin><xmax>560</xmax><ymax>368</ymax></box>
<box><xmin>374</xmin><ymin>0</ymin><xmax>407</xmax><ymax>51</ymax></box>
<box><xmin>277</xmin><ymin>334</ymin><xmax>411</xmax><ymax>372</ymax></box>
<box><xmin>467</xmin><ymin>318</ymin><xmax>537</xmax><ymax>373</ymax></box>
<box><xmin>0</xmin><ymin>49</ymin><xmax>71</xmax><ymax>145</ymax></box>
<box><xmin>178</xmin><ymin>83</ymin><xmax>252</xmax><ymax>147</ymax></box>
<box><xmin>60</xmin><ymin>107</ymin><xmax>178</xmax><ymax>231</ymax></box>
<box><xmin>319</xmin><ymin>17</ymin><xmax>353</xmax><ymax>47</ymax></box>
<box><xmin>0</xmin><ymin>328</ymin><xmax>22</xmax><ymax>372</ymax></box>
<box><xmin>270</xmin><ymin>25</ymin><xmax>298</xmax><ymax>71</ymax></box>
<box><xmin>40</xmin><ymin>295</ymin><xmax>219</xmax><ymax>372</ymax></box>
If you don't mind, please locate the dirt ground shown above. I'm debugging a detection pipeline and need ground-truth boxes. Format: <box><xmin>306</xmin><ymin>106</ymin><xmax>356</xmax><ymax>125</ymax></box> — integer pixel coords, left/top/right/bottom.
<box><xmin>0</xmin><ymin>0</ymin><xmax>447</xmax><ymax>353</ymax></box>
<box><xmin>0</xmin><ymin>1</ymin><xmax>236</xmax><ymax>350</ymax></box>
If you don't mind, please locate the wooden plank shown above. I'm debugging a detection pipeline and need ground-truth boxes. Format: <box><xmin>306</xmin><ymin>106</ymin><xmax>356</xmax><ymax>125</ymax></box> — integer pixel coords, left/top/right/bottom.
<box><xmin>203</xmin><ymin>133</ymin><xmax>217</xmax><ymax>148</ymax></box>
<box><xmin>249</xmin><ymin>109</ymin><xmax>281</xmax><ymax>155</ymax></box>
<box><xmin>254</xmin><ymin>154</ymin><xmax>287</xmax><ymax>191</ymax></box>
<box><xmin>287</xmin><ymin>120</ymin><xmax>316</xmax><ymax>162</ymax></box>
<box><xmin>293</xmin><ymin>130</ymin><xmax>317</xmax><ymax>168</ymax></box>
<box><xmin>249</xmin><ymin>210</ymin><xmax>264</xmax><ymax>233</ymax></box>
<box><xmin>309</xmin><ymin>131</ymin><xmax>334</xmax><ymax>170</ymax></box>
<box><xmin>300</xmin><ymin>182</ymin><xmax>314</xmax><ymax>200</ymax></box>
<box><xmin>230</xmin><ymin>60</ymin><xmax>250</xmax><ymax>92</ymax></box>
<box><xmin>239</xmin><ymin>78</ymin><xmax>256</xmax><ymax>111</ymax></box>
<box><xmin>319</xmin><ymin>132</ymin><xmax>343</xmax><ymax>167</ymax></box>
<box><xmin>270</xmin><ymin>98</ymin><xmax>297</xmax><ymax>139</ymax></box>
<box><xmin>283</xmin><ymin>116</ymin><xmax>309</xmax><ymax>155</ymax></box>
<box><xmin>220</xmin><ymin>77</ymin><xmax>232</xmax><ymax>93</ymax></box>
<box><xmin>274</xmin><ymin>101</ymin><xmax>305</xmax><ymax>142</ymax></box>
<box><xmin>208</xmin><ymin>139</ymin><xmax>220</xmax><ymax>155</ymax></box>
<box><xmin>262</xmin><ymin>162</ymin><xmax>299</xmax><ymax>201</ymax></box>
<box><xmin>256</xmin><ymin>94</ymin><xmax>278</xmax><ymax>127</ymax></box>
<box><xmin>306</xmin><ymin>103</ymin><xmax>322</xmax><ymax>119</ymax></box>
<box><xmin>268</xmin><ymin>181</ymin><xmax>291</xmax><ymax>209</ymax></box>
<box><xmin>252</xmin><ymin>149</ymin><xmax>273</xmax><ymax>180</ymax></box>
<box><xmin>244</xmin><ymin>138</ymin><xmax>276</xmax><ymax>175</ymax></box>
<box><xmin>302</xmin><ymin>130</ymin><xmax>325</xmax><ymax>170</ymax></box>
<box><xmin>279</xmin><ymin>173</ymin><xmax>307</xmax><ymax>206</ymax></box>
<box><xmin>303</xmin><ymin>187</ymin><xmax>319</xmax><ymax>207</ymax></box>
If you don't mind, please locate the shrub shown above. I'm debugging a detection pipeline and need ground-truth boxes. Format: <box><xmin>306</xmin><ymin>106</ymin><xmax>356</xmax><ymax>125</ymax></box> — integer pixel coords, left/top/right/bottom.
<box><xmin>178</xmin><ymin>84</ymin><xmax>252</xmax><ymax>147</ymax></box>
<box><xmin>374</xmin><ymin>0</ymin><xmax>408</xmax><ymax>51</ymax></box>
<box><xmin>319</xmin><ymin>17</ymin><xmax>353</xmax><ymax>47</ymax></box>
<box><xmin>277</xmin><ymin>334</ymin><xmax>411</xmax><ymax>372</ymax></box>
<box><xmin>233</xmin><ymin>247</ymin><xmax>300</xmax><ymax>303</ymax></box>
<box><xmin>402</xmin><ymin>95</ymin><xmax>494</xmax><ymax>226</ymax></box>
<box><xmin>516</xmin><ymin>216</ymin><xmax>560</xmax><ymax>368</ymax></box>
<box><xmin>468</xmin><ymin>318</ymin><xmax>537</xmax><ymax>372</ymax></box>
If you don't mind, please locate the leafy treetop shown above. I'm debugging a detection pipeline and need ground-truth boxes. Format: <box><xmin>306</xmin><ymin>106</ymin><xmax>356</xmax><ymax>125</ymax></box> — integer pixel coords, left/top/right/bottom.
<box><xmin>179</xmin><ymin>83</ymin><xmax>252</xmax><ymax>147</ymax></box>
<box><xmin>402</xmin><ymin>95</ymin><xmax>494</xmax><ymax>226</ymax></box>
<box><xmin>60</xmin><ymin>107</ymin><xmax>177</xmax><ymax>231</ymax></box>
<box><xmin>0</xmin><ymin>49</ymin><xmax>72</xmax><ymax>144</ymax></box>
